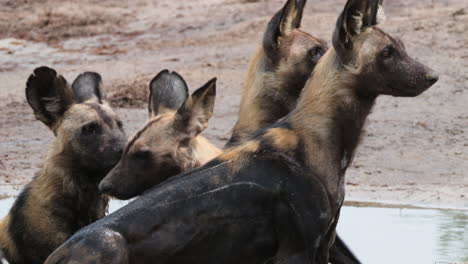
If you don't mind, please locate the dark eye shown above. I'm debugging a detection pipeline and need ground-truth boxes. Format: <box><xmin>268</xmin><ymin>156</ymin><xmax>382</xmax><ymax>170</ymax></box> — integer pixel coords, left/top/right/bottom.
<box><xmin>134</xmin><ymin>150</ymin><xmax>151</xmax><ymax>160</ymax></box>
<box><xmin>381</xmin><ymin>46</ymin><xmax>395</xmax><ymax>58</ymax></box>
<box><xmin>116</xmin><ymin>120</ymin><xmax>123</xmax><ymax>130</ymax></box>
<box><xmin>82</xmin><ymin>122</ymin><xmax>101</xmax><ymax>135</ymax></box>
<box><xmin>308</xmin><ymin>47</ymin><xmax>323</xmax><ymax>58</ymax></box>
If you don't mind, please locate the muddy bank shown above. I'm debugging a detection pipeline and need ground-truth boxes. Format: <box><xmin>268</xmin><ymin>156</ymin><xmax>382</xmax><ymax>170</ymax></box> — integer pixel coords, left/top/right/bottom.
<box><xmin>0</xmin><ymin>0</ymin><xmax>467</xmax><ymax>208</ymax></box>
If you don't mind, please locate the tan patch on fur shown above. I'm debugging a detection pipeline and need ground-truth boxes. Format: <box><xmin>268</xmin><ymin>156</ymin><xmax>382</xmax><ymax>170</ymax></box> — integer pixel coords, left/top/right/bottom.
<box><xmin>232</xmin><ymin>47</ymin><xmax>268</xmax><ymax>141</ymax></box>
<box><xmin>192</xmin><ymin>135</ymin><xmax>222</xmax><ymax>165</ymax></box>
<box><xmin>217</xmin><ymin>140</ymin><xmax>260</xmax><ymax>162</ymax></box>
<box><xmin>263</xmin><ymin>127</ymin><xmax>298</xmax><ymax>152</ymax></box>
<box><xmin>217</xmin><ymin>140</ymin><xmax>260</xmax><ymax>174</ymax></box>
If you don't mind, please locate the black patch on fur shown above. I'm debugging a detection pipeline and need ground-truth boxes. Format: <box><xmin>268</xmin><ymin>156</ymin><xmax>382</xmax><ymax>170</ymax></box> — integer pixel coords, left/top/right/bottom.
<box><xmin>25</xmin><ymin>66</ymin><xmax>73</xmax><ymax>129</ymax></box>
<box><xmin>71</xmin><ymin>72</ymin><xmax>104</xmax><ymax>103</ymax></box>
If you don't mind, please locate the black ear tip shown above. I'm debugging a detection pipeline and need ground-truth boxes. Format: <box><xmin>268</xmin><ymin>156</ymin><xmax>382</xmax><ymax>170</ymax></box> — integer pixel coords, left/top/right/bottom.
<box><xmin>78</xmin><ymin>72</ymin><xmax>102</xmax><ymax>83</ymax></box>
<box><xmin>205</xmin><ymin>78</ymin><xmax>217</xmax><ymax>95</ymax></box>
<box><xmin>151</xmin><ymin>69</ymin><xmax>171</xmax><ymax>81</ymax></box>
<box><xmin>27</xmin><ymin>66</ymin><xmax>59</xmax><ymax>92</ymax></box>
<box><xmin>32</xmin><ymin>66</ymin><xmax>57</xmax><ymax>78</ymax></box>
<box><xmin>29</xmin><ymin>66</ymin><xmax>58</xmax><ymax>87</ymax></box>
<box><xmin>150</xmin><ymin>69</ymin><xmax>189</xmax><ymax>94</ymax></box>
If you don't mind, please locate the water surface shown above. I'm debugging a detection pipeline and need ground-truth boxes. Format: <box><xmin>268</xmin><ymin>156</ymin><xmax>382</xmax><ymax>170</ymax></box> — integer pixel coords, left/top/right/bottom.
<box><xmin>0</xmin><ymin>198</ymin><xmax>466</xmax><ymax>263</ymax></box>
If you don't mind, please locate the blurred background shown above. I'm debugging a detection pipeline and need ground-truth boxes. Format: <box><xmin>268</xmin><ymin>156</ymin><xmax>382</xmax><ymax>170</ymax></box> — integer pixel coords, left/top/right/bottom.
<box><xmin>0</xmin><ymin>0</ymin><xmax>467</xmax><ymax>262</ymax></box>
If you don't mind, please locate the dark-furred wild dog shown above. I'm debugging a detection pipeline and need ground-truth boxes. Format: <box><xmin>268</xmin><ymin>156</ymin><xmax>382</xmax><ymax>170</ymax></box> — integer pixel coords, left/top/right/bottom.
<box><xmin>99</xmin><ymin>70</ymin><xmax>359</xmax><ymax>264</ymax></box>
<box><xmin>45</xmin><ymin>0</ymin><xmax>438</xmax><ymax>262</ymax></box>
<box><xmin>227</xmin><ymin>0</ymin><xmax>327</xmax><ymax>146</ymax></box>
<box><xmin>0</xmin><ymin>67</ymin><xmax>126</xmax><ymax>264</ymax></box>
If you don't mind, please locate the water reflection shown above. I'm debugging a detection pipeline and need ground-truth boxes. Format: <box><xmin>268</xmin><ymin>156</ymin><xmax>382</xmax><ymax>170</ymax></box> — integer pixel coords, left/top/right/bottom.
<box><xmin>338</xmin><ymin>206</ymin><xmax>468</xmax><ymax>264</ymax></box>
<box><xmin>0</xmin><ymin>198</ymin><xmax>466</xmax><ymax>263</ymax></box>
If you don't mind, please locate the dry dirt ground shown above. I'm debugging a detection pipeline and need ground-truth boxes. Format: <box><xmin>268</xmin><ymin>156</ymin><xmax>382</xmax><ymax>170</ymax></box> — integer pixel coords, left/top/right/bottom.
<box><xmin>0</xmin><ymin>0</ymin><xmax>467</xmax><ymax>209</ymax></box>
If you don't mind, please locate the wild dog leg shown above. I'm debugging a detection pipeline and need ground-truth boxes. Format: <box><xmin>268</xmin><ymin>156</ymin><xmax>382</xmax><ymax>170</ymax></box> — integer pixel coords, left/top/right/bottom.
<box><xmin>329</xmin><ymin>236</ymin><xmax>361</xmax><ymax>264</ymax></box>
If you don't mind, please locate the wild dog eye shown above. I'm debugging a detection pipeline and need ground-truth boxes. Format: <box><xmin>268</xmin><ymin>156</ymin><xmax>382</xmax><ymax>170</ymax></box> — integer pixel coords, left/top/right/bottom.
<box><xmin>308</xmin><ymin>47</ymin><xmax>323</xmax><ymax>58</ymax></box>
<box><xmin>116</xmin><ymin>120</ymin><xmax>124</xmax><ymax>130</ymax></box>
<box><xmin>381</xmin><ymin>46</ymin><xmax>395</xmax><ymax>58</ymax></box>
<box><xmin>134</xmin><ymin>150</ymin><xmax>151</xmax><ymax>160</ymax></box>
<box><xmin>82</xmin><ymin>122</ymin><xmax>101</xmax><ymax>135</ymax></box>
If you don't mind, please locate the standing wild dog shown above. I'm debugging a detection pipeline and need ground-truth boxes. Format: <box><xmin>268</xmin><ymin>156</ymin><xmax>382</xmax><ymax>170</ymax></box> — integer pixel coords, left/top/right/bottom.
<box><xmin>227</xmin><ymin>0</ymin><xmax>327</xmax><ymax>146</ymax></box>
<box><xmin>45</xmin><ymin>0</ymin><xmax>439</xmax><ymax>262</ymax></box>
<box><xmin>0</xmin><ymin>67</ymin><xmax>126</xmax><ymax>264</ymax></box>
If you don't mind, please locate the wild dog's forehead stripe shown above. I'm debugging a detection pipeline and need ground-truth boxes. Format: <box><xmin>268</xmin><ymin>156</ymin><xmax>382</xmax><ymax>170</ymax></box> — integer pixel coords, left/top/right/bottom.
<box><xmin>366</xmin><ymin>27</ymin><xmax>404</xmax><ymax>49</ymax></box>
<box><xmin>58</xmin><ymin>102</ymin><xmax>119</xmax><ymax>133</ymax></box>
<box><xmin>83</xmin><ymin>103</ymin><xmax>114</xmax><ymax>127</ymax></box>
<box><xmin>124</xmin><ymin>115</ymin><xmax>165</xmax><ymax>154</ymax></box>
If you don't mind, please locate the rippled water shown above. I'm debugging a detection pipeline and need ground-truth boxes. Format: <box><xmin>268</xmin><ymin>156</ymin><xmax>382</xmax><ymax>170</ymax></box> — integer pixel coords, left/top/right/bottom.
<box><xmin>0</xmin><ymin>198</ymin><xmax>466</xmax><ymax>263</ymax></box>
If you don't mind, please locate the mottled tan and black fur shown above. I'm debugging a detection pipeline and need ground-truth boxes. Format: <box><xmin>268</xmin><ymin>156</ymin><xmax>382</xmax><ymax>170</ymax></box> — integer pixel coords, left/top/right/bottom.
<box><xmin>98</xmin><ymin>70</ymin><xmax>220</xmax><ymax>200</ymax></box>
<box><xmin>45</xmin><ymin>0</ymin><xmax>439</xmax><ymax>263</ymax></box>
<box><xmin>0</xmin><ymin>67</ymin><xmax>126</xmax><ymax>264</ymax></box>
<box><xmin>227</xmin><ymin>0</ymin><xmax>327</xmax><ymax>145</ymax></box>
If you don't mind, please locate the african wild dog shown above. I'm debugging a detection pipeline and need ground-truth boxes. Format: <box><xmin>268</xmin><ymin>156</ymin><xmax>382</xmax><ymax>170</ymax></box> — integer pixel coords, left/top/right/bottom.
<box><xmin>0</xmin><ymin>67</ymin><xmax>126</xmax><ymax>264</ymax></box>
<box><xmin>46</xmin><ymin>0</ymin><xmax>439</xmax><ymax>262</ymax></box>
<box><xmin>227</xmin><ymin>0</ymin><xmax>327</xmax><ymax>146</ymax></box>
<box><xmin>98</xmin><ymin>70</ymin><xmax>220</xmax><ymax>200</ymax></box>
<box><xmin>45</xmin><ymin>0</ymin><xmax>439</xmax><ymax>262</ymax></box>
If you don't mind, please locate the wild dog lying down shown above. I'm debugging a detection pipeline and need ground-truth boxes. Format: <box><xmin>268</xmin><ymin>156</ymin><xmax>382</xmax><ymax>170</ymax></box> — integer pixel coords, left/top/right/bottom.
<box><xmin>45</xmin><ymin>0</ymin><xmax>438</xmax><ymax>262</ymax></box>
<box><xmin>0</xmin><ymin>67</ymin><xmax>126</xmax><ymax>264</ymax></box>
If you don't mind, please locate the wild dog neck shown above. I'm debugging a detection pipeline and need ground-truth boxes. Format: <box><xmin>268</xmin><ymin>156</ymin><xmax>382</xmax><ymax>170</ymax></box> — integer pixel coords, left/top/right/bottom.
<box><xmin>191</xmin><ymin>135</ymin><xmax>222</xmax><ymax>167</ymax></box>
<box><xmin>232</xmin><ymin>48</ymin><xmax>305</xmax><ymax>143</ymax></box>
<box><xmin>289</xmin><ymin>49</ymin><xmax>376</xmax><ymax>205</ymax></box>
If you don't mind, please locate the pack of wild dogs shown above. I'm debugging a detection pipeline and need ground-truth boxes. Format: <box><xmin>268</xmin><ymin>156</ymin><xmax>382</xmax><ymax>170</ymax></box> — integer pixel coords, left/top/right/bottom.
<box><xmin>0</xmin><ymin>0</ymin><xmax>439</xmax><ymax>263</ymax></box>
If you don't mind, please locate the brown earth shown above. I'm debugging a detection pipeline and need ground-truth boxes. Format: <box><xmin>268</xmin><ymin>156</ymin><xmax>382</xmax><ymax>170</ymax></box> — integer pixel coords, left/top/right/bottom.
<box><xmin>0</xmin><ymin>0</ymin><xmax>467</xmax><ymax>209</ymax></box>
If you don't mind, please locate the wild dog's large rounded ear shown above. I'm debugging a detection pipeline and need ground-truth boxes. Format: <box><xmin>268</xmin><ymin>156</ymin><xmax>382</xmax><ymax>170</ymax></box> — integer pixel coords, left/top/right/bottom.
<box><xmin>71</xmin><ymin>72</ymin><xmax>104</xmax><ymax>104</ymax></box>
<box><xmin>174</xmin><ymin>78</ymin><xmax>216</xmax><ymax>138</ymax></box>
<box><xmin>26</xmin><ymin>66</ymin><xmax>74</xmax><ymax>131</ymax></box>
<box><xmin>263</xmin><ymin>0</ymin><xmax>306</xmax><ymax>61</ymax></box>
<box><xmin>148</xmin><ymin>70</ymin><xmax>189</xmax><ymax>118</ymax></box>
<box><xmin>333</xmin><ymin>0</ymin><xmax>383</xmax><ymax>60</ymax></box>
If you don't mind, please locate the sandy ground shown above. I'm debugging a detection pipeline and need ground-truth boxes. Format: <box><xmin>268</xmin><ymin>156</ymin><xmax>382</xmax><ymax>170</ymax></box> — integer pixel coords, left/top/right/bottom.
<box><xmin>0</xmin><ymin>0</ymin><xmax>467</xmax><ymax>209</ymax></box>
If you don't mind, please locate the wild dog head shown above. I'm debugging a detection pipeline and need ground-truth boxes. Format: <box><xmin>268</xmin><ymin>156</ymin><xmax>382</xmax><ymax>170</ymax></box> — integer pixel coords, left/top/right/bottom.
<box><xmin>99</xmin><ymin>70</ymin><xmax>217</xmax><ymax>200</ymax></box>
<box><xmin>332</xmin><ymin>0</ymin><xmax>438</xmax><ymax>97</ymax></box>
<box><xmin>26</xmin><ymin>66</ymin><xmax>126</xmax><ymax>177</ymax></box>
<box><xmin>229</xmin><ymin>0</ymin><xmax>328</xmax><ymax>145</ymax></box>
<box><xmin>263</xmin><ymin>0</ymin><xmax>327</xmax><ymax>92</ymax></box>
